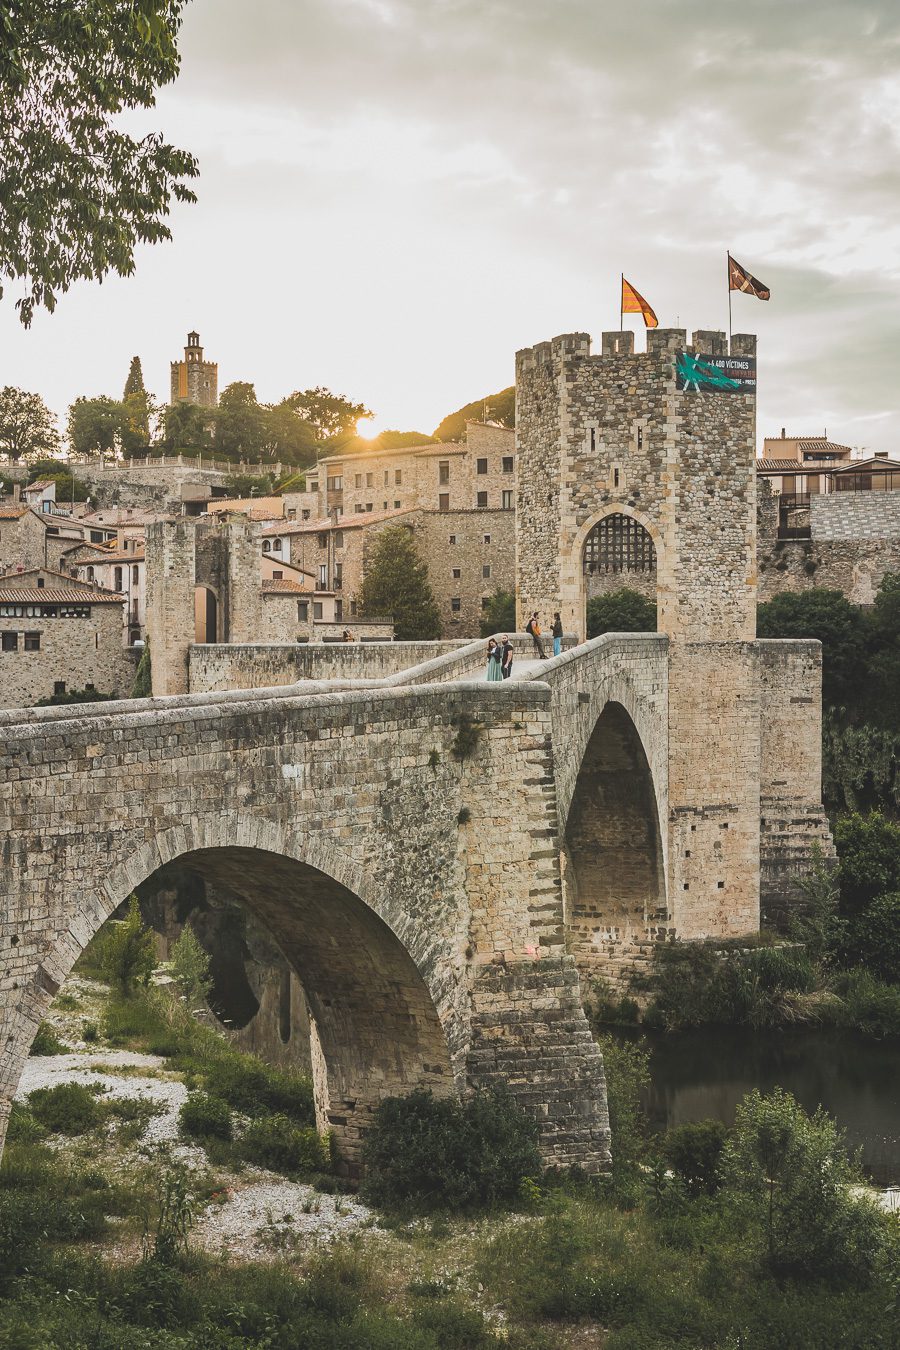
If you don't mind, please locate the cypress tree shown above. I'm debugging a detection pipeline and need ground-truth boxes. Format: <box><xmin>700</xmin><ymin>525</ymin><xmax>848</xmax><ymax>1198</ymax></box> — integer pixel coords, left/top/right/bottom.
<box><xmin>359</xmin><ymin>526</ymin><xmax>442</xmax><ymax>640</ymax></box>
<box><xmin>123</xmin><ymin>356</ymin><xmax>146</xmax><ymax>399</ymax></box>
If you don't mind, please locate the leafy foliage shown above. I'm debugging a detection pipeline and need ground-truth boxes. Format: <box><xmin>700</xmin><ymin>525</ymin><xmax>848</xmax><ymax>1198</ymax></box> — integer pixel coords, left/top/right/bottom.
<box><xmin>97</xmin><ymin>895</ymin><xmax>157</xmax><ymax>994</ymax></box>
<box><xmin>29</xmin><ymin>1021</ymin><xmax>67</xmax><ymax>1055</ymax></box>
<box><xmin>433</xmin><ymin>387</ymin><xmax>515</xmax><ymax>441</ymax></box>
<box><xmin>643</xmin><ymin>941</ymin><xmax>820</xmax><ymax>1032</ymax></box>
<box><xmin>833</xmin><ymin>811</ymin><xmax>900</xmax><ymax>918</ymax></box>
<box><xmin>0</xmin><ymin>385</ymin><xmax>59</xmax><ymax>459</ymax></box>
<box><xmin>239</xmin><ymin>1115</ymin><xmax>329</xmax><ymax>1176</ymax></box>
<box><xmin>0</xmin><ymin>0</ymin><xmax>198</xmax><ymax>325</ymax></box>
<box><xmin>214</xmin><ymin>382</ymin><xmax>267</xmax><ymax>460</ymax></box>
<box><xmin>593</xmin><ymin>1032</ymin><xmax>651</xmax><ymax>1196</ymax></box>
<box><xmin>67</xmin><ymin>394</ymin><xmax>126</xmax><ymax>456</ymax></box>
<box><xmin>363</xmin><ymin>1087</ymin><xmax>541</xmax><ymax>1214</ymax></box>
<box><xmin>160</xmin><ymin>400</ymin><xmax>213</xmax><ymax>454</ymax></box>
<box><xmin>286</xmin><ymin>386</ymin><xmax>371</xmax><ymax>443</ymax></box>
<box><xmin>358</xmin><ymin>525</ymin><xmax>442</xmax><ymax>639</ymax></box>
<box><xmin>722</xmin><ymin>1087</ymin><xmax>885</xmax><ymax>1284</ymax></box>
<box><xmin>479</xmin><ymin>590</ymin><xmax>516</xmax><ymax>637</ymax></box>
<box><xmin>758</xmin><ymin>588</ymin><xmax>869</xmax><ymax>708</ymax></box>
<box><xmin>587</xmin><ymin>587</ymin><xmax>656</xmax><ymax>639</ymax></box>
<box><xmin>169</xmin><ymin>924</ymin><xmax>212</xmax><ymax>1009</ymax></box>
<box><xmin>131</xmin><ymin>637</ymin><xmax>152</xmax><ymax>697</ymax></box>
<box><xmin>26</xmin><ymin>1081</ymin><xmax>103</xmax><ymax>1134</ymax></box>
<box><xmin>178</xmin><ymin>1093</ymin><xmax>232</xmax><ymax>1142</ymax></box>
<box><xmin>663</xmin><ymin>1119</ymin><xmax>727</xmax><ymax>1195</ymax></box>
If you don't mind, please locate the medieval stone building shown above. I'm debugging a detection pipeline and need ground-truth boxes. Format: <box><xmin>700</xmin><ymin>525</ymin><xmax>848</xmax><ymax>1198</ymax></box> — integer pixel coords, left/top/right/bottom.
<box><xmin>170</xmin><ymin>331</ymin><xmax>218</xmax><ymax>408</ymax></box>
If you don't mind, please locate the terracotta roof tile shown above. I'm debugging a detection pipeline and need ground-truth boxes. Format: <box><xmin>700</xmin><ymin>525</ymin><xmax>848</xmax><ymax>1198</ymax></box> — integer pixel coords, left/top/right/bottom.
<box><xmin>262</xmin><ymin>578</ymin><xmax>313</xmax><ymax>594</ymax></box>
<box><xmin>0</xmin><ymin>587</ymin><xmax>125</xmax><ymax>603</ymax></box>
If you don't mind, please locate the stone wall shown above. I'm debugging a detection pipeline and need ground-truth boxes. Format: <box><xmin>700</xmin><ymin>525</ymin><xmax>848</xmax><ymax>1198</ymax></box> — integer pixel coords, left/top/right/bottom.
<box><xmin>0</xmin><ymin>603</ymin><xmax>134</xmax><ymax>707</ymax></box>
<box><xmin>414</xmin><ymin>508</ymin><xmax>515</xmax><ymax>637</ymax></box>
<box><xmin>189</xmin><ymin>640</ymin><xmax>469</xmax><ymax>692</ymax></box>
<box><xmin>0</xmin><ymin>678</ymin><xmax>609</xmax><ymax>1172</ymax></box>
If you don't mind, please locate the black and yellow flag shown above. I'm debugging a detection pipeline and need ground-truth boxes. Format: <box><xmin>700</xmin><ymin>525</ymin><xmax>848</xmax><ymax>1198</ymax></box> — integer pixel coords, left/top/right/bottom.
<box><xmin>728</xmin><ymin>254</ymin><xmax>770</xmax><ymax>301</ymax></box>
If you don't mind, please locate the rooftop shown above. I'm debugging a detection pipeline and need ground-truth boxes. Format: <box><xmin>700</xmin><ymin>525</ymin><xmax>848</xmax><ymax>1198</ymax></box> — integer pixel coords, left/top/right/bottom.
<box><xmin>0</xmin><ymin>567</ymin><xmax>126</xmax><ymax>604</ymax></box>
<box><xmin>261</xmin><ymin>506</ymin><xmax>417</xmax><ymax>536</ymax></box>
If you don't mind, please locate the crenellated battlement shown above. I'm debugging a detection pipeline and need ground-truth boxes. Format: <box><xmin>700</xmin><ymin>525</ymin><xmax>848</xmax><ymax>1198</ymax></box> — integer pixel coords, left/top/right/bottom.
<box><xmin>516</xmin><ymin>328</ymin><xmax>756</xmax><ymax>372</ymax></box>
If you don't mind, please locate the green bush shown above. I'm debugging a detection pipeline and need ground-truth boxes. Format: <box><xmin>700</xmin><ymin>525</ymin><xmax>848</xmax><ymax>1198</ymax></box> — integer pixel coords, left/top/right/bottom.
<box><xmin>587</xmin><ymin>587</ymin><xmax>656</xmax><ymax>639</ymax></box>
<box><xmin>833</xmin><ymin>968</ymin><xmax>900</xmax><ymax>1038</ymax></box>
<box><xmin>833</xmin><ymin>811</ymin><xmax>900</xmax><ymax>918</ymax></box>
<box><xmin>169</xmin><ymin>924</ymin><xmax>212</xmax><ymax>1009</ymax></box>
<box><xmin>479</xmin><ymin>590</ymin><xmax>516</xmax><ymax>638</ymax></box>
<box><xmin>6</xmin><ymin>1104</ymin><xmax>45</xmax><ymax>1145</ymax></box>
<box><xmin>722</xmin><ymin>1087</ymin><xmax>887</xmax><ymax>1285</ymax></box>
<box><xmin>29</xmin><ymin>1021</ymin><xmax>67</xmax><ymax>1056</ymax></box>
<box><xmin>97</xmin><ymin>895</ymin><xmax>157</xmax><ymax>995</ymax></box>
<box><xmin>179</xmin><ymin>1092</ymin><xmax>232</xmax><ymax>1142</ymax></box>
<box><xmin>643</xmin><ymin>941</ymin><xmax>821</xmax><ymax>1032</ymax></box>
<box><xmin>593</xmin><ymin>1033</ymin><xmax>651</xmax><ymax>1198</ymax></box>
<box><xmin>240</xmin><ymin>1114</ymin><xmax>329</xmax><ymax>1175</ymax></box>
<box><xmin>839</xmin><ymin>892</ymin><xmax>900</xmax><ymax>983</ymax></box>
<box><xmin>26</xmin><ymin>1082</ymin><xmax>104</xmax><ymax>1134</ymax></box>
<box><xmin>362</xmin><ymin>1087</ymin><xmax>541</xmax><ymax>1214</ymax></box>
<box><xmin>663</xmin><ymin>1119</ymin><xmax>727</xmax><ymax>1195</ymax></box>
<box><xmin>203</xmin><ymin>1054</ymin><xmax>315</xmax><ymax>1124</ymax></box>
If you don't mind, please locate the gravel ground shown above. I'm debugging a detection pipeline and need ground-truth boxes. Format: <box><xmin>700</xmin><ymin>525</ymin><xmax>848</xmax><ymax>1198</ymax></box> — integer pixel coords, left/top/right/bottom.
<box><xmin>193</xmin><ymin>1177</ymin><xmax>376</xmax><ymax>1258</ymax></box>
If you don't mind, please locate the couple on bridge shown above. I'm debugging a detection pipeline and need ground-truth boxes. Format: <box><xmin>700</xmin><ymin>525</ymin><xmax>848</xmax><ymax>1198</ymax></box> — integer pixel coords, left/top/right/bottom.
<box><xmin>485</xmin><ymin>635</ymin><xmax>514</xmax><ymax>681</ymax></box>
<box><xmin>526</xmin><ymin>611</ymin><xmax>564</xmax><ymax>661</ymax></box>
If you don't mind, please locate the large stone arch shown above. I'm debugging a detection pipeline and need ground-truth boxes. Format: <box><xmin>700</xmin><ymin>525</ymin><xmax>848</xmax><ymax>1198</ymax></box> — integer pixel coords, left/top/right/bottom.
<box><xmin>562</xmin><ymin>699</ymin><xmax>668</xmax><ymax>976</ymax></box>
<box><xmin>567</xmin><ymin>504</ymin><xmax>663</xmax><ymax>641</ymax></box>
<box><xmin>4</xmin><ymin>814</ymin><xmax>459</xmax><ymax>1173</ymax></box>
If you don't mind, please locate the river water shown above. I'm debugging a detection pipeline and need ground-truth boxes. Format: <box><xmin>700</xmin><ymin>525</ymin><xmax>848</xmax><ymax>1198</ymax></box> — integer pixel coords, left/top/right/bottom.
<box><xmin>631</xmin><ymin>1027</ymin><xmax>900</xmax><ymax>1186</ymax></box>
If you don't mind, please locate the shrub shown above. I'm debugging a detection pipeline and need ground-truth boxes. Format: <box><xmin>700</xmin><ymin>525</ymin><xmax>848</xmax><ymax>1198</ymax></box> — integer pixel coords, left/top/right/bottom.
<box><xmin>362</xmin><ymin>1087</ymin><xmax>541</xmax><ymax>1214</ymax></box>
<box><xmin>722</xmin><ymin>1087</ymin><xmax>886</xmax><ymax>1285</ymax></box>
<box><xmin>479</xmin><ymin>590</ymin><xmax>516</xmax><ymax>638</ymax></box>
<box><xmin>839</xmin><ymin>892</ymin><xmax>900</xmax><ymax>983</ymax></box>
<box><xmin>203</xmin><ymin>1054</ymin><xmax>315</xmax><ymax>1124</ymax></box>
<box><xmin>5</xmin><ymin>1104</ymin><xmax>45</xmax><ymax>1145</ymax></box>
<box><xmin>169</xmin><ymin>924</ymin><xmax>213</xmax><ymax>1009</ymax></box>
<box><xmin>26</xmin><ymin>1081</ymin><xmax>103</xmax><ymax>1134</ymax></box>
<box><xmin>179</xmin><ymin>1092</ymin><xmax>232</xmax><ymax>1141</ymax></box>
<box><xmin>587</xmin><ymin>587</ymin><xmax>657</xmax><ymax>639</ymax></box>
<box><xmin>663</xmin><ymin>1119</ymin><xmax>727</xmax><ymax>1195</ymax></box>
<box><xmin>29</xmin><ymin>1021</ymin><xmax>66</xmax><ymax>1055</ymax></box>
<box><xmin>97</xmin><ymin>895</ymin><xmax>157</xmax><ymax>994</ymax></box>
<box><xmin>833</xmin><ymin>968</ymin><xmax>900</xmax><ymax>1038</ymax></box>
<box><xmin>833</xmin><ymin>811</ymin><xmax>900</xmax><ymax>918</ymax></box>
<box><xmin>82</xmin><ymin>1020</ymin><xmax>99</xmax><ymax>1042</ymax></box>
<box><xmin>450</xmin><ymin>712</ymin><xmax>483</xmax><ymax>760</ymax></box>
<box><xmin>240</xmin><ymin>1114</ymin><xmax>328</xmax><ymax>1175</ymax></box>
<box><xmin>593</xmin><ymin>1033</ymin><xmax>651</xmax><ymax>1197</ymax></box>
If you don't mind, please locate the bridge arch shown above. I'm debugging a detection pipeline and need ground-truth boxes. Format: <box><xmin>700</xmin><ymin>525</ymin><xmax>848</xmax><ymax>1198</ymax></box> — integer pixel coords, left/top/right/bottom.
<box><xmin>562</xmin><ymin>698</ymin><xmax>668</xmax><ymax>971</ymax></box>
<box><xmin>570</xmin><ymin>504</ymin><xmax>662</xmax><ymax>639</ymax></box>
<box><xmin>7</xmin><ymin>817</ymin><xmax>458</xmax><ymax>1174</ymax></box>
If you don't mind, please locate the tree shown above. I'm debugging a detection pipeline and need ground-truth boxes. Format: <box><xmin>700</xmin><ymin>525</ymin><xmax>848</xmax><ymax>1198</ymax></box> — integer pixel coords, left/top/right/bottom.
<box><xmin>359</xmin><ymin>526</ymin><xmax>441</xmax><ymax>639</ymax></box>
<box><xmin>98</xmin><ymin>894</ymin><xmax>157</xmax><ymax>995</ymax></box>
<box><xmin>433</xmin><ymin>387</ymin><xmax>515</xmax><ymax>442</ymax></box>
<box><xmin>285</xmin><ymin>386</ymin><xmax>370</xmax><ymax>443</ymax></box>
<box><xmin>757</xmin><ymin>588</ymin><xmax>868</xmax><ymax>708</ymax></box>
<box><xmin>67</xmin><ymin>395</ymin><xmax>125</xmax><ymax>457</ymax></box>
<box><xmin>0</xmin><ymin>1</ymin><xmax>198</xmax><ymax>326</ymax></box>
<box><xmin>170</xmin><ymin>924</ymin><xmax>212</xmax><ymax>1010</ymax></box>
<box><xmin>832</xmin><ymin>811</ymin><xmax>900</xmax><ymax>919</ymax></box>
<box><xmin>262</xmin><ymin>399</ymin><xmax>319</xmax><ymax>466</ymax></box>
<box><xmin>480</xmin><ymin>590</ymin><xmax>516</xmax><ymax>637</ymax></box>
<box><xmin>160</xmin><ymin>400</ymin><xmax>212</xmax><ymax>454</ymax></box>
<box><xmin>722</xmin><ymin>1087</ymin><xmax>884</xmax><ymax>1284</ymax></box>
<box><xmin>214</xmin><ymin>382</ymin><xmax>266</xmax><ymax>460</ymax></box>
<box><xmin>123</xmin><ymin>355</ymin><xmax>146</xmax><ymax>400</ymax></box>
<box><xmin>121</xmin><ymin>356</ymin><xmax>151</xmax><ymax>455</ymax></box>
<box><xmin>587</xmin><ymin>587</ymin><xmax>657</xmax><ymax>639</ymax></box>
<box><xmin>0</xmin><ymin>385</ymin><xmax>58</xmax><ymax>459</ymax></box>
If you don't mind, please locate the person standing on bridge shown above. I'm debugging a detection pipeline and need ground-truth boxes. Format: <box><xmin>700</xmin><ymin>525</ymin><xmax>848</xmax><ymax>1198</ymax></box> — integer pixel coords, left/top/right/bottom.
<box><xmin>486</xmin><ymin>637</ymin><xmax>504</xmax><ymax>681</ymax></box>
<box><xmin>552</xmin><ymin>612</ymin><xmax>563</xmax><ymax>657</ymax></box>
<box><xmin>525</xmin><ymin>612</ymin><xmax>547</xmax><ymax>659</ymax></box>
<box><xmin>500</xmin><ymin>634</ymin><xmax>513</xmax><ymax>679</ymax></box>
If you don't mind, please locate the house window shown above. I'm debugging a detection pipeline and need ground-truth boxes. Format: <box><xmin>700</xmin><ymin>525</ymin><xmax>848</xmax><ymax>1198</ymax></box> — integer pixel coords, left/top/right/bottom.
<box><xmin>318</xmin><ymin>532</ymin><xmax>328</xmax><ymax>547</ymax></box>
<box><xmin>1</xmin><ymin>631</ymin><xmax>17</xmax><ymax>651</ymax></box>
<box><xmin>481</xmin><ymin>596</ymin><xmax>491</xmax><ymax>610</ymax></box>
<box><xmin>482</xmin><ymin>564</ymin><xmax>491</xmax><ymax>579</ymax></box>
<box><xmin>476</xmin><ymin>491</ymin><xmax>488</xmax><ymax>508</ymax></box>
<box><xmin>326</xmin><ymin>475</ymin><xmax>343</xmax><ymax>491</ymax></box>
<box><xmin>24</xmin><ymin>631</ymin><xmax>40</xmax><ymax>651</ymax></box>
<box><xmin>308</xmin><ymin>481</ymin><xmax>319</xmax><ymax>493</ymax></box>
<box><xmin>132</xmin><ymin>565</ymin><xmax>139</xmax><ymax>584</ymax></box>
<box><xmin>394</xmin><ymin>500</ymin><xmax>401</xmax><ymax>509</ymax></box>
<box><xmin>355</xmin><ymin>474</ymin><xmax>362</xmax><ymax>488</ymax></box>
<box><xmin>439</xmin><ymin>494</ymin><xmax>450</xmax><ymax>512</ymax></box>
<box><xmin>502</xmin><ymin>490</ymin><xmax>513</xmax><ymax>510</ymax></box>
<box><xmin>37</xmin><ymin>577</ymin><xmax>44</xmax><ymax>588</ymax></box>
<box><xmin>383</xmin><ymin>501</ymin><xmax>388</xmax><ymax>511</ymax></box>
<box><xmin>395</xmin><ymin>470</ymin><xmax>402</xmax><ymax>485</ymax></box>
<box><xmin>355</xmin><ymin>504</ymin><xmax>365</xmax><ymax>513</ymax></box>
<box><xmin>476</xmin><ymin>458</ymin><xmax>488</xmax><ymax>474</ymax></box>
<box><xmin>53</xmin><ymin>681</ymin><xmax>66</xmax><ymax>695</ymax></box>
<box><xmin>335</xmin><ymin>599</ymin><xmax>343</xmax><ymax>620</ymax></box>
<box><xmin>263</xmin><ymin>539</ymin><xmax>271</xmax><ymax>552</ymax></box>
<box><xmin>113</xmin><ymin>567</ymin><xmax>123</xmax><ymax>590</ymax></box>
<box><xmin>86</xmin><ymin>566</ymin><xmax>94</xmax><ymax>582</ymax></box>
<box><xmin>438</xmin><ymin>461</ymin><xmax>449</xmax><ymax>485</ymax></box>
<box><xmin>483</xmin><ymin>534</ymin><xmax>491</xmax><ymax>544</ymax></box>
<box><xmin>365</xmin><ymin>503</ymin><xmax>373</xmax><ymax>512</ymax></box>
<box><xmin>334</xmin><ymin>531</ymin><xmax>343</xmax><ymax>548</ymax></box>
<box><xmin>301</xmin><ymin>510</ymin><xmax>310</xmax><ymax>520</ymax></box>
<box><xmin>383</xmin><ymin>471</ymin><xmax>389</xmax><ymax>486</ymax></box>
<box><xmin>366</xmin><ymin>473</ymin><xmax>373</xmax><ymax>488</ymax></box>
<box><xmin>451</xmin><ymin>597</ymin><xmax>461</xmax><ymax>612</ymax></box>
<box><xmin>452</xmin><ymin>568</ymin><xmax>461</xmax><ymax>579</ymax></box>
<box><xmin>334</xmin><ymin>563</ymin><xmax>342</xmax><ymax>588</ymax></box>
<box><xmin>297</xmin><ymin>601</ymin><xmax>309</xmax><ymax>622</ymax></box>
<box><xmin>272</xmin><ymin>570</ymin><xmax>283</xmax><ymax>580</ymax></box>
<box><xmin>318</xmin><ymin>564</ymin><xmax>328</xmax><ymax>588</ymax></box>
<box><xmin>313</xmin><ymin>601</ymin><xmax>323</xmax><ymax>620</ymax></box>
<box><xmin>502</xmin><ymin>456</ymin><xmax>514</xmax><ymax>473</ymax></box>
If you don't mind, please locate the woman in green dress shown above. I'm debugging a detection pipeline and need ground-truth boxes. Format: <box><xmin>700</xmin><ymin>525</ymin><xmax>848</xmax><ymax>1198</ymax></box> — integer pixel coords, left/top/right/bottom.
<box><xmin>486</xmin><ymin>637</ymin><xmax>504</xmax><ymax>681</ymax></box>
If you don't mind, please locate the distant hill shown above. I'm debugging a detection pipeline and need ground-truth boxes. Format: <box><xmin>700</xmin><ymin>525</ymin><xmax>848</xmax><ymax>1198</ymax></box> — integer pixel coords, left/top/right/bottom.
<box><xmin>433</xmin><ymin>387</ymin><xmax>515</xmax><ymax>443</ymax></box>
<box><xmin>329</xmin><ymin>429</ymin><xmax>438</xmax><ymax>457</ymax></box>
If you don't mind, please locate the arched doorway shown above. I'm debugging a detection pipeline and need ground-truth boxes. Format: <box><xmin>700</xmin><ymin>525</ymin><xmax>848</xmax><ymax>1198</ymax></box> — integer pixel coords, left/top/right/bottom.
<box><xmin>563</xmin><ymin>702</ymin><xmax>666</xmax><ymax>969</ymax></box>
<box><xmin>580</xmin><ymin>511</ymin><xmax>657</xmax><ymax>636</ymax></box>
<box><xmin>194</xmin><ymin>586</ymin><xmax>218</xmax><ymax>643</ymax></box>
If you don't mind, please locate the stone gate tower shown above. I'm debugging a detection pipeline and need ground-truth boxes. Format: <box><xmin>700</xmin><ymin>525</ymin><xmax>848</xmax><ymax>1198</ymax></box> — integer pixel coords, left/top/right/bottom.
<box><xmin>516</xmin><ymin>328</ymin><xmax>831</xmax><ymax>954</ymax></box>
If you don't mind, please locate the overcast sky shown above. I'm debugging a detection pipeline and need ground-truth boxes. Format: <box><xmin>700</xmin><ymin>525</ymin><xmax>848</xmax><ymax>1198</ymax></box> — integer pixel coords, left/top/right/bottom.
<box><xmin>3</xmin><ymin>0</ymin><xmax>900</xmax><ymax>449</ymax></box>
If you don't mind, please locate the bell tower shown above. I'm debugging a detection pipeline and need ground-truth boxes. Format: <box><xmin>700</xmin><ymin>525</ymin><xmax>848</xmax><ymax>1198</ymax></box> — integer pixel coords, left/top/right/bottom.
<box><xmin>170</xmin><ymin>330</ymin><xmax>219</xmax><ymax>408</ymax></box>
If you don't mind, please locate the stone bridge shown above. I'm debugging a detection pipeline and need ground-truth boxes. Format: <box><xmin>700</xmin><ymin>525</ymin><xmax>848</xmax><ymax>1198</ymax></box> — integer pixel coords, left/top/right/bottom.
<box><xmin>0</xmin><ymin>631</ymin><xmax>829</xmax><ymax>1170</ymax></box>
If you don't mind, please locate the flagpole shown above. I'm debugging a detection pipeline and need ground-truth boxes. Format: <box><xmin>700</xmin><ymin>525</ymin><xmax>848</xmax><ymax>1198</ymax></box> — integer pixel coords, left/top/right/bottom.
<box><xmin>727</xmin><ymin>251</ymin><xmax>733</xmax><ymax>348</ymax></box>
<box><xmin>620</xmin><ymin>273</ymin><xmax>623</xmax><ymax>334</ymax></box>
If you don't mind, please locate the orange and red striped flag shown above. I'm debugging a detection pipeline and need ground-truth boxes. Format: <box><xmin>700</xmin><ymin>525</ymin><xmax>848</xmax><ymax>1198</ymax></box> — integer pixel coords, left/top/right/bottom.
<box><xmin>621</xmin><ymin>276</ymin><xmax>658</xmax><ymax>328</ymax></box>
